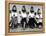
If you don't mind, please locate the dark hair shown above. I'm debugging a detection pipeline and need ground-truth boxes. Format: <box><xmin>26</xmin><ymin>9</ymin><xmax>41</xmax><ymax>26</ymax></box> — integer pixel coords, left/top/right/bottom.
<box><xmin>31</xmin><ymin>6</ymin><xmax>33</xmax><ymax>9</ymax></box>
<box><xmin>37</xmin><ymin>12</ymin><xmax>41</xmax><ymax>15</ymax></box>
<box><xmin>30</xmin><ymin>6</ymin><xmax>34</xmax><ymax>13</ymax></box>
<box><xmin>34</xmin><ymin>12</ymin><xmax>36</xmax><ymax>15</ymax></box>
<box><xmin>37</xmin><ymin>8</ymin><xmax>41</xmax><ymax>14</ymax></box>
<box><xmin>30</xmin><ymin>10</ymin><xmax>34</xmax><ymax>13</ymax></box>
<box><xmin>38</xmin><ymin>8</ymin><xmax>40</xmax><ymax>11</ymax></box>
<box><xmin>13</xmin><ymin>14</ymin><xmax>15</xmax><ymax>16</ymax></box>
<box><xmin>19</xmin><ymin>11</ymin><xmax>21</xmax><ymax>14</ymax></box>
<box><xmin>26</xmin><ymin>12</ymin><xmax>29</xmax><ymax>14</ymax></box>
<box><xmin>23</xmin><ymin>6</ymin><xmax>25</xmax><ymax>8</ymax></box>
<box><xmin>22</xmin><ymin>6</ymin><xmax>26</xmax><ymax>13</ymax></box>
<box><xmin>12</xmin><ymin>5</ymin><xmax>17</xmax><ymax>12</ymax></box>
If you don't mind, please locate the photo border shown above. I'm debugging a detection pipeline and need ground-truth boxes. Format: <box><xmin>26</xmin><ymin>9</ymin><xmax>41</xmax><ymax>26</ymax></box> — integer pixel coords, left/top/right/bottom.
<box><xmin>5</xmin><ymin>1</ymin><xmax>45</xmax><ymax>35</ymax></box>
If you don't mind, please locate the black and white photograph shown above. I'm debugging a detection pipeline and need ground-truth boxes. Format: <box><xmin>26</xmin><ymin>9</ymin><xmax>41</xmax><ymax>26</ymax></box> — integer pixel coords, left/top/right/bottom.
<box><xmin>9</xmin><ymin>4</ymin><xmax>43</xmax><ymax>32</ymax></box>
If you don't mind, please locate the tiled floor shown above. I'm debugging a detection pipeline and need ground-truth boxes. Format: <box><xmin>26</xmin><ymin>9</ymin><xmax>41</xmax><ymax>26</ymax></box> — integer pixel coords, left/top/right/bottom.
<box><xmin>10</xmin><ymin>26</ymin><xmax>43</xmax><ymax>32</ymax></box>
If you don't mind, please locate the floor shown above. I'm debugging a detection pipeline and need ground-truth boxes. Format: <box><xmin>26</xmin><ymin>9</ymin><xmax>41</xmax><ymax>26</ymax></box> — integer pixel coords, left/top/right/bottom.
<box><xmin>10</xmin><ymin>26</ymin><xmax>43</xmax><ymax>32</ymax></box>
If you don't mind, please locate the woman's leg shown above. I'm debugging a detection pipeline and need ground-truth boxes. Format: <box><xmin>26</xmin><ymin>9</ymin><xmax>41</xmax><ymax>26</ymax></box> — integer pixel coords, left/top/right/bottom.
<box><xmin>24</xmin><ymin>18</ymin><xmax>27</xmax><ymax>28</ymax></box>
<box><xmin>30</xmin><ymin>18</ymin><xmax>35</xmax><ymax>28</ymax></box>
<box><xmin>21</xmin><ymin>18</ymin><xmax>24</xmax><ymax>28</ymax></box>
<box><xmin>33</xmin><ymin>18</ymin><xmax>37</xmax><ymax>28</ymax></box>
<box><xmin>28</xmin><ymin>18</ymin><xmax>32</xmax><ymax>28</ymax></box>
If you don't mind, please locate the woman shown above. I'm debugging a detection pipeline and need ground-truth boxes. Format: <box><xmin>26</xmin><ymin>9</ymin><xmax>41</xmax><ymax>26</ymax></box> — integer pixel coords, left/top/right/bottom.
<box><xmin>9</xmin><ymin>14</ymin><xmax>15</xmax><ymax>29</ymax></box>
<box><xmin>17</xmin><ymin>11</ymin><xmax>22</xmax><ymax>26</ymax></box>
<box><xmin>21</xmin><ymin>6</ymin><xmax>27</xmax><ymax>29</ymax></box>
<box><xmin>12</xmin><ymin>5</ymin><xmax>17</xmax><ymax>12</ymax></box>
<box><xmin>28</xmin><ymin>6</ymin><xmax>36</xmax><ymax>28</ymax></box>
<box><xmin>35</xmin><ymin>8</ymin><xmax>43</xmax><ymax>28</ymax></box>
<box><xmin>12</xmin><ymin>5</ymin><xmax>18</xmax><ymax>28</ymax></box>
<box><xmin>26</xmin><ymin>12</ymin><xmax>29</xmax><ymax>27</ymax></box>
